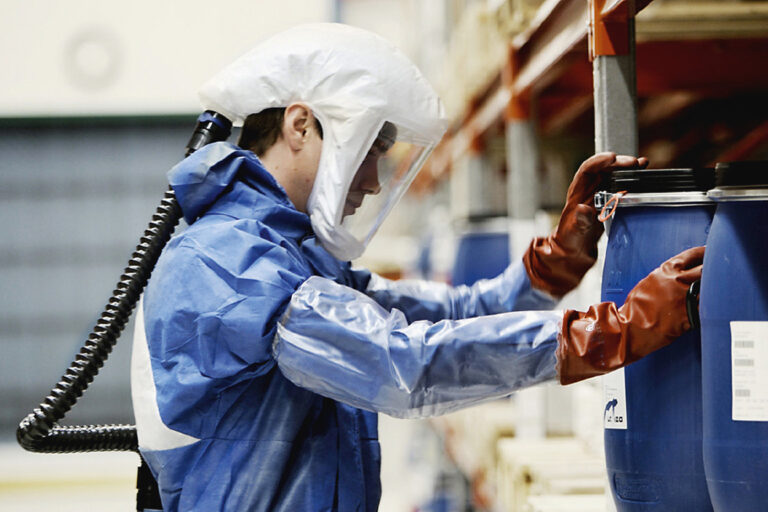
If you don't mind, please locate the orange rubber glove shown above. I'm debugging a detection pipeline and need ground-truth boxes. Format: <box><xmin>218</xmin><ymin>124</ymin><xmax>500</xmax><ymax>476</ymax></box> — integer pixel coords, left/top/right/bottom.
<box><xmin>523</xmin><ymin>152</ymin><xmax>648</xmax><ymax>297</ymax></box>
<box><xmin>556</xmin><ymin>246</ymin><xmax>705</xmax><ymax>385</ymax></box>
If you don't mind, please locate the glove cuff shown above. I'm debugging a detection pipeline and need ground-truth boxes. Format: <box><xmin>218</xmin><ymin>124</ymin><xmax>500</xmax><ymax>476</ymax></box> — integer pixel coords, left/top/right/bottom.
<box><xmin>556</xmin><ymin>270</ymin><xmax>688</xmax><ymax>385</ymax></box>
<box><xmin>556</xmin><ymin>304</ymin><xmax>625</xmax><ymax>385</ymax></box>
<box><xmin>523</xmin><ymin>237</ymin><xmax>597</xmax><ymax>298</ymax></box>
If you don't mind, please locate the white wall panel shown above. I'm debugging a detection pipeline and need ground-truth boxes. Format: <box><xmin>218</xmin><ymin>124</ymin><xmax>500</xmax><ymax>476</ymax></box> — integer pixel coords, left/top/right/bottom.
<box><xmin>0</xmin><ymin>0</ymin><xmax>332</xmax><ymax>116</ymax></box>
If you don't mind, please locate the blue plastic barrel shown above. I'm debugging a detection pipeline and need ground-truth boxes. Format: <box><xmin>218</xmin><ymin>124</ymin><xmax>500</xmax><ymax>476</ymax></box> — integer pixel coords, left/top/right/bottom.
<box><xmin>700</xmin><ymin>162</ymin><xmax>768</xmax><ymax>511</ymax></box>
<box><xmin>451</xmin><ymin>228</ymin><xmax>509</xmax><ymax>286</ymax></box>
<box><xmin>599</xmin><ymin>168</ymin><xmax>715</xmax><ymax>511</ymax></box>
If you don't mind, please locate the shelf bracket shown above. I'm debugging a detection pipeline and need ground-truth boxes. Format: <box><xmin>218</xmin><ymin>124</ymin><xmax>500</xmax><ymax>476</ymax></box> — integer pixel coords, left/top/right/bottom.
<box><xmin>589</xmin><ymin>0</ymin><xmax>635</xmax><ymax>60</ymax></box>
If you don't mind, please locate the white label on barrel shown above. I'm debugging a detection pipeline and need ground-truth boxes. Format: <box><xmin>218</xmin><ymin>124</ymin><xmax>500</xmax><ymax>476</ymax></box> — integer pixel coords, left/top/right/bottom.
<box><xmin>603</xmin><ymin>368</ymin><xmax>628</xmax><ymax>429</ymax></box>
<box><xmin>731</xmin><ymin>321</ymin><xmax>768</xmax><ymax>422</ymax></box>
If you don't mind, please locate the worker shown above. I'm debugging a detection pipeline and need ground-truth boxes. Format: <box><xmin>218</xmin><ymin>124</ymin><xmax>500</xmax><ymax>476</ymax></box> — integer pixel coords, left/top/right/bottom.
<box><xmin>131</xmin><ymin>23</ymin><xmax>704</xmax><ymax>511</ymax></box>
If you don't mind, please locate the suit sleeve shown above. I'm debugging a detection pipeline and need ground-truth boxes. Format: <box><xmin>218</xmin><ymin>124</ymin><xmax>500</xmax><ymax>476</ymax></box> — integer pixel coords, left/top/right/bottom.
<box><xmin>354</xmin><ymin>259</ymin><xmax>557</xmax><ymax>323</ymax></box>
<box><xmin>273</xmin><ymin>276</ymin><xmax>562</xmax><ymax>419</ymax></box>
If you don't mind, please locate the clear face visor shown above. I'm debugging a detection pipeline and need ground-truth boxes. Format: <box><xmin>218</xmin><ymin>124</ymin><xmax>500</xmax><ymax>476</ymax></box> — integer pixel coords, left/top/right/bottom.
<box><xmin>341</xmin><ymin>121</ymin><xmax>434</xmax><ymax>247</ymax></box>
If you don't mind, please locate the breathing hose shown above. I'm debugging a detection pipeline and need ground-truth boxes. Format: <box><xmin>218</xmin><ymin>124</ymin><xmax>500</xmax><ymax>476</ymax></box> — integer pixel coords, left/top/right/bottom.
<box><xmin>16</xmin><ymin>111</ymin><xmax>232</xmax><ymax>454</ymax></box>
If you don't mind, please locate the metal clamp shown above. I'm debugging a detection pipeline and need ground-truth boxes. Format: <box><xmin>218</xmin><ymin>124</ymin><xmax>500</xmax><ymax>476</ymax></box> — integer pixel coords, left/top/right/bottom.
<box><xmin>596</xmin><ymin>190</ymin><xmax>626</xmax><ymax>222</ymax></box>
<box><xmin>594</xmin><ymin>190</ymin><xmax>612</xmax><ymax>210</ymax></box>
<box><xmin>686</xmin><ymin>279</ymin><xmax>701</xmax><ymax>330</ymax></box>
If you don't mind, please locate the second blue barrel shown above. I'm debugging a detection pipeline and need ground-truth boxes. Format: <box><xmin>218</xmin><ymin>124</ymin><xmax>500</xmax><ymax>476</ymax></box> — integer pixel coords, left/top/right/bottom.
<box><xmin>600</xmin><ymin>168</ymin><xmax>715</xmax><ymax>511</ymax></box>
<box><xmin>451</xmin><ymin>222</ymin><xmax>510</xmax><ymax>286</ymax></box>
<box><xmin>700</xmin><ymin>161</ymin><xmax>768</xmax><ymax>511</ymax></box>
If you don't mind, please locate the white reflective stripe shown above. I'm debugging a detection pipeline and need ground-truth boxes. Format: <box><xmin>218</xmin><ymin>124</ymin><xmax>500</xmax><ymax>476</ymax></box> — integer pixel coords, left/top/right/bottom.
<box><xmin>131</xmin><ymin>297</ymin><xmax>199</xmax><ymax>451</ymax></box>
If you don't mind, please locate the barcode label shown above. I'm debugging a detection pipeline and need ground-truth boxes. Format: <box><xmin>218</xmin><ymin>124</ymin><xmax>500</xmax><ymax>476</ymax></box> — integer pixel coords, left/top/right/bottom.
<box><xmin>731</xmin><ymin>322</ymin><xmax>768</xmax><ymax>422</ymax></box>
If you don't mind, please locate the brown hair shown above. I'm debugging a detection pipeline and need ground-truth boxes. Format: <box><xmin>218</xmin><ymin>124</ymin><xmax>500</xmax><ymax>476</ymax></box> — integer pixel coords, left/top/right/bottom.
<box><xmin>238</xmin><ymin>107</ymin><xmax>323</xmax><ymax>156</ymax></box>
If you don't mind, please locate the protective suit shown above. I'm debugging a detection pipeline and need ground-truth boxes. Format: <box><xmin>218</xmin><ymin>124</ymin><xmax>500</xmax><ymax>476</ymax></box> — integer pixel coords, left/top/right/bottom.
<box><xmin>132</xmin><ymin>143</ymin><xmax>560</xmax><ymax>510</ymax></box>
<box><xmin>132</xmin><ymin>23</ymin><xmax>703</xmax><ymax>512</ymax></box>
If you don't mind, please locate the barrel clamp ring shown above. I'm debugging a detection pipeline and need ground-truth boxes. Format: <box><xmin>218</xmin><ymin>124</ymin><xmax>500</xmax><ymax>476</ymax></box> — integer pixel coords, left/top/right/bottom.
<box><xmin>595</xmin><ymin>190</ymin><xmax>626</xmax><ymax>222</ymax></box>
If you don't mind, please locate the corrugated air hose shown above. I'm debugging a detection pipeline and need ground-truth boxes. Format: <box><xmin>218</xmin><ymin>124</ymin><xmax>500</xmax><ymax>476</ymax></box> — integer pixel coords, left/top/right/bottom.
<box><xmin>16</xmin><ymin>111</ymin><xmax>232</xmax><ymax>454</ymax></box>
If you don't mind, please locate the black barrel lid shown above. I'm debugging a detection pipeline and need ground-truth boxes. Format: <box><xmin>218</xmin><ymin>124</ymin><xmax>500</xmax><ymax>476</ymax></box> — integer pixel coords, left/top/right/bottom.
<box><xmin>715</xmin><ymin>161</ymin><xmax>768</xmax><ymax>188</ymax></box>
<box><xmin>609</xmin><ymin>168</ymin><xmax>715</xmax><ymax>194</ymax></box>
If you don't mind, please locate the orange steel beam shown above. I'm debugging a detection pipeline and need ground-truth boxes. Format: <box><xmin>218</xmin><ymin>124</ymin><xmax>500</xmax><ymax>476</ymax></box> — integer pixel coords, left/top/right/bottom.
<box><xmin>512</xmin><ymin>0</ymin><xmax>591</xmax><ymax>97</ymax></box>
<box><xmin>636</xmin><ymin>38</ymin><xmax>768</xmax><ymax>95</ymax></box>
<box><xmin>439</xmin><ymin>0</ymin><xmax>593</xmax><ymax>167</ymax></box>
<box><xmin>534</xmin><ymin>38</ymin><xmax>768</xmax><ymax>100</ymax></box>
<box><xmin>423</xmin><ymin>0</ymin><xmax>654</xmax><ymax>190</ymax></box>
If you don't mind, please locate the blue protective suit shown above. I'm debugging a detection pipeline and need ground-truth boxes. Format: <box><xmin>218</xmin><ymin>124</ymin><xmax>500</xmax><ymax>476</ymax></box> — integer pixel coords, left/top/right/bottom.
<box><xmin>131</xmin><ymin>142</ymin><xmax>563</xmax><ymax>511</ymax></box>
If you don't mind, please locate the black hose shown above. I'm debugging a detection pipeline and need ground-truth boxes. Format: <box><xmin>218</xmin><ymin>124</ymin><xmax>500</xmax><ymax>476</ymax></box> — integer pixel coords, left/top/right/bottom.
<box><xmin>18</xmin><ymin>424</ymin><xmax>140</xmax><ymax>453</ymax></box>
<box><xmin>16</xmin><ymin>189</ymin><xmax>181</xmax><ymax>452</ymax></box>
<box><xmin>17</xmin><ymin>111</ymin><xmax>232</xmax><ymax>454</ymax></box>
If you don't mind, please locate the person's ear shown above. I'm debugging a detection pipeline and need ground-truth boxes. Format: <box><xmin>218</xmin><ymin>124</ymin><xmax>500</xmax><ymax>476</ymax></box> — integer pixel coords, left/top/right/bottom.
<box><xmin>283</xmin><ymin>103</ymin><xmax>313</xmax><ymax>152</ymax></box>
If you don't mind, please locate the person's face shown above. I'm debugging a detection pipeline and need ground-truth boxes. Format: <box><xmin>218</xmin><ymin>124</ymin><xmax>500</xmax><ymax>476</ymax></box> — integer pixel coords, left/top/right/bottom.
<box><xmin>343</xmin><ymin>141</ymin><xmax>387</xmax><ymax>218</ymax></box>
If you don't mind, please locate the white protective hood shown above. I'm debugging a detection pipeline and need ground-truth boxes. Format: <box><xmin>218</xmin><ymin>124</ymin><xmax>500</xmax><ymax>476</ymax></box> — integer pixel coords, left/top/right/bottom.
<box><xmin>198</xmin><ymin>23</ymin><xmax>448</xmax><ymax>260</ymax></box>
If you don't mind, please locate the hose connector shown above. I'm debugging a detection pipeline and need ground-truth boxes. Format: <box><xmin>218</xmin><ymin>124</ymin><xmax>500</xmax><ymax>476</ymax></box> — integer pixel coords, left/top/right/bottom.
<box><xmin>185</xmin><ymin>111</ymin><xmax>233</xmax><ymax>157</ymax></box>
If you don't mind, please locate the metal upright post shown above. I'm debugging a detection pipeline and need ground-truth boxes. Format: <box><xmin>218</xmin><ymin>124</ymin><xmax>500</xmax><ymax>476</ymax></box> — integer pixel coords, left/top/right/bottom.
<box><xmin>502</xmin><ymin>46</ymin><xmax>548</xmax><ymax>439</ymax></box>
<box><xmin>450</xmin><ymin>135</ymin><xmax>487</xmax><ymax>221</ymax></box>
<box><xmin>504</xmin><ymin>46</ymin><xmax>542</xmax><ymax>262</ymax></box>
<box><xmin>589</xmin><ymin>4</ymin><xmax>637</xmax><ymax>507</ymax></box>
<box><xmin>590</xmin><ymin>0</ymin><xmax>638</xmax><ymax>155</ymax></box>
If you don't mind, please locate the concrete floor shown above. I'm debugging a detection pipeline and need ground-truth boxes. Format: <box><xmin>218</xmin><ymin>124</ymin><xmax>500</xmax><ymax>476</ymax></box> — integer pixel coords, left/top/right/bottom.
<box><xmin>0</xmin><ymin>442</ymin><xmax>137</xmax><ymax>511</ymax></box>
<box><xmin>0</xmin><ymin>418</ymin><xmax>425</xmax><ymax>511</ymax></box>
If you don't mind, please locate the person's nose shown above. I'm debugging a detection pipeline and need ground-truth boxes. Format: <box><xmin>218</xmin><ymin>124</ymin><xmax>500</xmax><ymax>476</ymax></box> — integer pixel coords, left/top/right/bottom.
<box><xmin>359</xmin><ymin>160</ymin><xmax>381</xmax><ymax>195</ymax></box>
